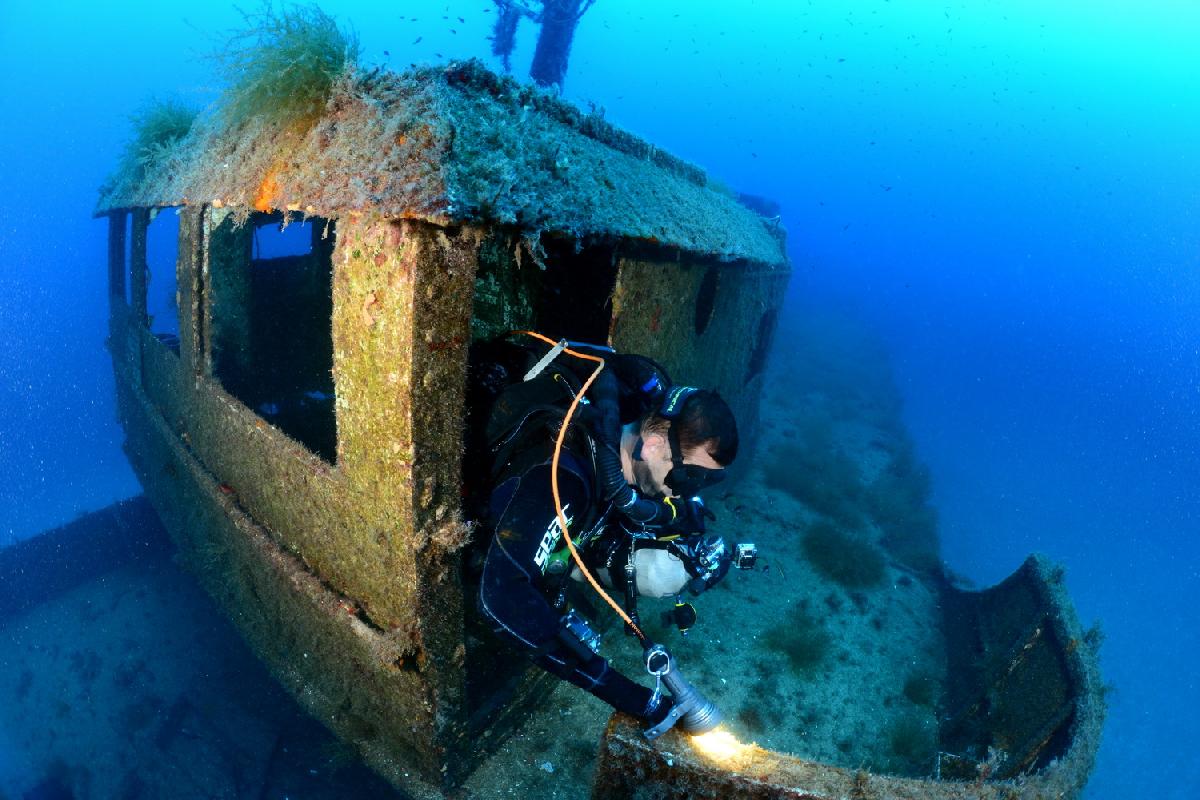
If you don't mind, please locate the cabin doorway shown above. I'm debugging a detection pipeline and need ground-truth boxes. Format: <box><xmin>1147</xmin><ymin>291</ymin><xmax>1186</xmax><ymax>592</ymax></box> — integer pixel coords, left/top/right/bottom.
<box><xmin>460</xmin><ymin>231</ymin><xmax>620</xmax><ymax>725</ymax></box>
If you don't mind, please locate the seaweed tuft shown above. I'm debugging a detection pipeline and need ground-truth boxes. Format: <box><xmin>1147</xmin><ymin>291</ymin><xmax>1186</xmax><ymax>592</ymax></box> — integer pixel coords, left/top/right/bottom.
<box><xmin>116</xmin><ymin>98</ymin><xmax>199</xmax><ymax>182</ymax></box>
<box><xmin>762</xmin><ymin>413</ymin><xmax>867</xmax><ymax>529</ymax></box>
<box><xmin>215</xmin><ymin>2</ymin><xmax>360</xmax><ymax>131</ymax></box>
<box><xmin>761</xmin><ymin>605</ymin><xmax>832</xmax><ymax>675</ymax></box>
<box><xmin>1083</xmin><ymin>622</ymin><xmax>1105</xmax><ymax>651</ymax></box>
<box><xmin>736</xmin><ymin>704</ymin><xmax>765</xmax><ymax>733</ymax></box>
<box><xmin>902</xmin><ymin>672</ymin><xmax>940</xmax><ymax>708</ymax></box>
<box><xmin>883</xmin><ymin>710</ymin><xmax>938</xmax><ymax>776</ymax></box>
<box><xmin>802</xmin><ymin>521</ymin><xmax>886</xmax><ymax>589</ymax></box>
<box><xmin>864</xmin><ymin>440</ymin><xmax>941</xmax><ymax>573</ymax></box>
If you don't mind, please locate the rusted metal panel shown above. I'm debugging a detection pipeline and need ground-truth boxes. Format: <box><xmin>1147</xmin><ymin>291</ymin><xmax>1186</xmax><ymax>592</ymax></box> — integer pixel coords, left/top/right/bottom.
<box><xmin>203</xmin><ymin>207</ymin><xmax>253</xmax><ymax>382</ymax></box>
<box><xmin>176</xmin><ymin>207</ymin><xmax>204</xmax><ymax>375</ymax></box>
<box><xmin>130</xmin><ymin>207</ymin><xmax>150</xmax><ymax>327</ymax></box>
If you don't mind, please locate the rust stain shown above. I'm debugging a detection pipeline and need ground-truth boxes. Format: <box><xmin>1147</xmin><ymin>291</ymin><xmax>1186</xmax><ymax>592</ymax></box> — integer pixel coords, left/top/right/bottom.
<box><xmin>254</xmin><ymin>167</ymin><xmax>281</xmax><ymax>212</ymax></box>
<box><xmin>427</xmin><ymin>335</ymin><xmax>464</xmax><ymax>353</ymax></box>
<box><xmin>649</xmin><ymin>305</ymin><xmax>662</xmax><ymax>333</ymax></box>
<box><xmin>386</xmin><ymin>222</ymin><xmax>405</xmax><ymax>248</ymax></box>
<box><xmin>362</xmin><ymin>291</ymin><xmax>379</xmax><ymax>327</ymax></box>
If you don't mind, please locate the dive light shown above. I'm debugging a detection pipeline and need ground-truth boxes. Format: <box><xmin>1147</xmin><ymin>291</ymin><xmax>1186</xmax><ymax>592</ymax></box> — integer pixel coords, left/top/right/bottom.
<box><xmin>642</xmin><ymin>644</ymin><xmax>722</xmax><ymax>739</ymax></box>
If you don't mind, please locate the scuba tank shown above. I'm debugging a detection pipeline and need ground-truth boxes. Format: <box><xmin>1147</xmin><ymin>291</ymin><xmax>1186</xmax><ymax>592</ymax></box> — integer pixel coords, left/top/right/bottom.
<box><xmin>467</xmin><ymin>333</ymin><xmax>680</xmax><ymax>529</ymax></box>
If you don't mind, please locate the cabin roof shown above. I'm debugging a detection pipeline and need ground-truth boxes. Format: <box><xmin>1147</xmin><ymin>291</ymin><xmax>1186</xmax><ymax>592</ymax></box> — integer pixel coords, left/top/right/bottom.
<box><xmin>96</xmin><ymin>60</ymin><xmax>786</xmax><ymax>267</ymax></box>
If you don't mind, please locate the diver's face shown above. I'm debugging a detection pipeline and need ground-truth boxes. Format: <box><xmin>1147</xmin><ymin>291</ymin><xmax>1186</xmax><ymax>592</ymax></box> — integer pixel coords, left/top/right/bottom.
<box><xmin>634</xmin><ymin>430</ymin><xmax>722</xmax><ymax>498</ymax></box>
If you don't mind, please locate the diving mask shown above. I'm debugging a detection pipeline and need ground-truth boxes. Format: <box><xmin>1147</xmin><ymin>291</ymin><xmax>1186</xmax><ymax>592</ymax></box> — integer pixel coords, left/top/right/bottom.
<box><xmin>664</xmin><ymin>412</ymin><xmax>725</xmax><ymax>497</ymax></box>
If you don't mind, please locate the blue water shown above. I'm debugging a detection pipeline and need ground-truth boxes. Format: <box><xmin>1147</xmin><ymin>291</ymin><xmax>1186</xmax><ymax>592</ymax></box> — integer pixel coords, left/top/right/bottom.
<box><xmin>1</xmin><ymin>1</ymin><xmax>1196</xmax><ymax>797</ymax></box>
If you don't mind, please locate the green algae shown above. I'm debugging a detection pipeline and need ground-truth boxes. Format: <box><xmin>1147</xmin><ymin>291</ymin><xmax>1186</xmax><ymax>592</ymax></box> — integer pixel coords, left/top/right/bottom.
<box><xmin>113</xmin><ymin>98</ymin><xmax>198</xmax><ymax>187</ymax></box>
<box><xmin>761</xmin><ymin>604</ymin><xmax>832</xmax><ymax>676</ymax></box>
<box><xmin>216</xmin><ymin>2</ymin><xmax>360</xmax><ymax>131</ymax></box>
<box><xmin>802</xmin><ymin>521</ymin><xmax>886</xmax><ymax>589</ymax></box>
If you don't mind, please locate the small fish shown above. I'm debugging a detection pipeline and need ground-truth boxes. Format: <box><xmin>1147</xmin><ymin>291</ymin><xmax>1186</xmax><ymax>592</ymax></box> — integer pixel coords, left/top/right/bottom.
<box><xmin>450</xmin><ymin>28</ymin><xmax>457</xmax><ymax>34</ymax></box>
<box><xmin>414</xmin><ymin>36</ymin><xmax>423</xmax><ymax>44</ymax></box>
<box><xmin>383</xmin><ymin>50</ymin><xmax>390</xmax><ymax>56</ymax></box>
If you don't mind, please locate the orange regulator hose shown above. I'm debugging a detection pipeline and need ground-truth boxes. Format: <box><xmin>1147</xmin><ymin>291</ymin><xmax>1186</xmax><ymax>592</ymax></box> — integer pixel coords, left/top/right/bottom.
<box><xmin>516</xmin><ymin>331</ymin><xmax>648</xmax><ymax>643</ymax></box>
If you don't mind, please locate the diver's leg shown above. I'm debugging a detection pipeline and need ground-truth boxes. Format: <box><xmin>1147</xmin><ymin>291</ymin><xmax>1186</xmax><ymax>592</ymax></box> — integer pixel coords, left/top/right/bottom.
<box><xmin>478</xmin><ymin>466</ymin><xmax>662</xmax><ymax>720</ymax></box>
<box><xmin>534</xmin><ymin>642</ymin><xmax>657</xmax><ymax>717</ymax></box>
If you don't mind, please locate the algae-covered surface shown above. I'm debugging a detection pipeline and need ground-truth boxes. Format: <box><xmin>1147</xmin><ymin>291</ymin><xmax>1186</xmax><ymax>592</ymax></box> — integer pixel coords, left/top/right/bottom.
<box><xmin>96</xmin><ymin>60</ymin><xmax>784</xmax><ymax>269</ymax></box>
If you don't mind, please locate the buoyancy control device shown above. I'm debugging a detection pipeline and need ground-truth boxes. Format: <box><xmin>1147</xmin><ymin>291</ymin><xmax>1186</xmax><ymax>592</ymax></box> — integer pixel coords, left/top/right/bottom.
<box><xmin>465</xmin><ymin>331</ymin><xmax>681</xmax><ymax>528</ymax></box>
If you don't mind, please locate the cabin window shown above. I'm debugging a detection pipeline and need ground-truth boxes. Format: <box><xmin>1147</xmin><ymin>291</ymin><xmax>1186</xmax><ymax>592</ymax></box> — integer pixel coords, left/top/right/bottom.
<box><xmin>145</xmin><ymin>207</ymin><xmax>181</xmax><ymax>353</ymax></box>
<box><xmin>208</xmin><ymin>211</ymin><xmax>337</xmax><ymax>463</ymax></box>
<box><xmin>745</xmin><ymin>306</ymin><xmax>779</xmax><ymax>383</ymax></box>
<box><xmin>694</xmin><ymin>265</ymin><xmax>719</xmax><ymax>336</ymax></box>
<box><xmin>254</xmin><ymin>219</ymin><xmax>314</xmax><ymax>259</ymax></box>
<box><xmin>123</xmin><ymin>213</ymin><xmax>134</xmax><ymax>306</ymax></box>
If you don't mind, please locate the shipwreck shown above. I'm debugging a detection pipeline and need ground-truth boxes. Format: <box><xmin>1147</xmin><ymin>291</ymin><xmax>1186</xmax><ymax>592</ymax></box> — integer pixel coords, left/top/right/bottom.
<box><xmin>95</xmin><ymin>57</ymin><xmax>1102</xmax><ymax>798</ymax></box>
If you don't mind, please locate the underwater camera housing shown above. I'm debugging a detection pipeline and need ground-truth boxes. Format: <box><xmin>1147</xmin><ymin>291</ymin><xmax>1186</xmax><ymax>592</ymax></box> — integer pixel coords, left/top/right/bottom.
<box><xmin>734</xmin><ymin>542</ymin><xmax>758</xmax><ymax>570</ymax></box>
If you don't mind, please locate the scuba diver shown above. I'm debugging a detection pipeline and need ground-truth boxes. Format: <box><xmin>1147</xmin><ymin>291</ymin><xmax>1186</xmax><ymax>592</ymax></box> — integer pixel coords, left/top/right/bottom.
<box><xmin>472</xmin><ymin>332</ymin><xmax>752</xmax><ymax>738</ymax></box>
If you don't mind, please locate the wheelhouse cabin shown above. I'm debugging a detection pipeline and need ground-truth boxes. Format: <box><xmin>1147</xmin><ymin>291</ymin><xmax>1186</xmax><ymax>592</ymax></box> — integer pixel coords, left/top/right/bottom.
<box><xmin>96</xmin><ymin>60</ymin><xmax>790</xmax><ymax>796</ymax></box>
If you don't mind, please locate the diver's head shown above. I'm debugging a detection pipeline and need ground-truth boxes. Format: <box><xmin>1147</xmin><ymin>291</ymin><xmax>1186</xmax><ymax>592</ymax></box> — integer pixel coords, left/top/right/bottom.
<box><xmin>623</xmin><ymin>389</ymin><xmax>738</xmax><ymax>498</ymax></box>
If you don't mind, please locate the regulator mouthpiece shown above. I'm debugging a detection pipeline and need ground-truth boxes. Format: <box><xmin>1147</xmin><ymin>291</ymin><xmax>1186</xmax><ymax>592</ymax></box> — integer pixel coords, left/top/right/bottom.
<box><xmin>642</xmin><ymin>645</ymin><xmax>723</xmax><ymax>739</ymax></box>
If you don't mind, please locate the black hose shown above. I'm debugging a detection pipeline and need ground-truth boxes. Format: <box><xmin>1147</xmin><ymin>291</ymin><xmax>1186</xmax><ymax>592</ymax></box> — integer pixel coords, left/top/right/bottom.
<box><xmin>586</xmin><ymin>367</ymin><xmax>675</xmax><ymax>528</ymax></box>
<box><xmin>594</xmin><ymin>440</ymin><xmax>674</xmax><ymax>526</ymax></box>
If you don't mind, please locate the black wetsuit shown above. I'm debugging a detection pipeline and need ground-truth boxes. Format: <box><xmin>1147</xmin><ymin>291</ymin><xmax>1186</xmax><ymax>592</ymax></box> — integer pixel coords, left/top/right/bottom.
<box><xmin>477</xmin><ymin>430</ymin><xmax>659</xmax><ymax>719</ymax></box>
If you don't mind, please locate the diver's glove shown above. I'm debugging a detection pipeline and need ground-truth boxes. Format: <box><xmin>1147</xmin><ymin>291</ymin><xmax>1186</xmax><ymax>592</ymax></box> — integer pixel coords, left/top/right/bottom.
<box><xmin>655</xmin><ymin>496</ymin><xmax>716</xmax><ymax>538</ymax></box>
<box><xmin>674</xmin><ymin>532</ymin><xmax>732</xmax><ymax>595</ymax></box>
<box><xmin>687</xmin><ymin>544</ymin><xmax>732</xmax><ymax>595</ymax></box>
<box><xmin>639</xmin><ymin>691</ymin><xmax>676</xmax><ymax>735</ymax></box>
